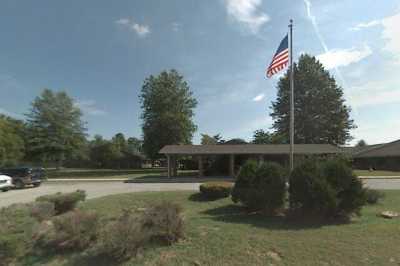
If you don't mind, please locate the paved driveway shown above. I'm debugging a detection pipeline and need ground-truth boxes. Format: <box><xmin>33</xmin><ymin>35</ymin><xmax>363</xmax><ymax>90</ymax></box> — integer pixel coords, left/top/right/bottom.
<box><xmin>1</xmin><ymin>179</ymin><xmax>399</xmax><ymax>208</ymax></box>
<box><xmin>0</xmin><ymin>181</ymin><xmax>200</xmax><ymax>208</ymax></box>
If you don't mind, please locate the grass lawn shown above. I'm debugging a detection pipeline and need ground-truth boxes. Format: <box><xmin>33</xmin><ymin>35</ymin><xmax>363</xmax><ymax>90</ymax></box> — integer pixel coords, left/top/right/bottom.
<box><xmin>20</xmin><ymin>190</ymin><xmax>400</xmax><ymax>266</ymax></box>
<box><xmin>354</xmin><ymin>169</ymin><xmax>400</xmax><ymax>177</ymax></box>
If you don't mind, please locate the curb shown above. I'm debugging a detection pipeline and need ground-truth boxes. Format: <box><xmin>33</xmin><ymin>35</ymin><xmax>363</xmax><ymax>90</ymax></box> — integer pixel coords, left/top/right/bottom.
<box><xmin>46</xmin><ymin>178</ymin><xmax>128</xmax><ymax>182</ymax></box>
<box><xmin>359</xmin><ymin>176</ymin><xmax>400</xmax><ymax>180</ymax></box>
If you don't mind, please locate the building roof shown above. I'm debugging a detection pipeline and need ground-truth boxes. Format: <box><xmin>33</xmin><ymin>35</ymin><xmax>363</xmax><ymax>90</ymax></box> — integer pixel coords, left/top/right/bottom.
<box><xmin>159</xmin><ymin>144</ymin><xmax>343</xmax><ymax>155</ymax></box>
<box><xmin>341</xmin><ymin>143</ymin><xmax>385</xmax><ymax>155</ymax></box>
<box><xmin>354</xmin><ymin>140</ymin><xmax>400</xmax><ymax>158</ymax></box>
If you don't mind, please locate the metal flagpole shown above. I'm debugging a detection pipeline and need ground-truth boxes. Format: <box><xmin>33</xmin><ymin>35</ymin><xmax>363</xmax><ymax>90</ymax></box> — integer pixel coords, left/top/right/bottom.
<box><xmin>289</xmin><ymin>19</ymin><xmax>295</xmax><ymax>171</ymax></box>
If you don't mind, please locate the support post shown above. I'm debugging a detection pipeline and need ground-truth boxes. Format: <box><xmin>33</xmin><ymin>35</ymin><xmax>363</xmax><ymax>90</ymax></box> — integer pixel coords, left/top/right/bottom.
<box><xmin>289</xmin><ymin>19</ymin><xmax>295</xmax><ymax>171</ymax></box>
<box><xmin>258</xmin><ymin>155</ymin><xmax>264</xmax><ymax>165</ymax></box>
<box><xmin>172</xmin><ymin>156</ymin><xmax>178</xmax><ymax>177</ymax></box>
<box><xmin>198</xmin><ymin>156</ymin><xmax>204</xmax><ymax>178</ymax></box>
<box><xmin>167</xmin><ymin>155</ymin><xmax>171</xmax><ymax>178</ymax></box>
<box><xmin>229</xmin><ymin>154</ymin><xmax>235</xmax><ymax>177</ymax></box>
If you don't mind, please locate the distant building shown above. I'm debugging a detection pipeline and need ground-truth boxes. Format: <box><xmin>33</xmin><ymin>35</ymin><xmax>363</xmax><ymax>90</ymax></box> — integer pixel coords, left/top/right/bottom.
<box><xmin>344</xmin><ymin>140</ymin><xmax>400</xmax><ymax>171</ymax></box>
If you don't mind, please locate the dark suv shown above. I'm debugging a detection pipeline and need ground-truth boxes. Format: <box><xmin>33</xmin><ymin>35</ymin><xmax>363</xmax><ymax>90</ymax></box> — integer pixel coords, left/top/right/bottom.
<box><xmin>0</xmin><ymin>167</ymin><xmax>44</xmax><ymax>189</ymax></box>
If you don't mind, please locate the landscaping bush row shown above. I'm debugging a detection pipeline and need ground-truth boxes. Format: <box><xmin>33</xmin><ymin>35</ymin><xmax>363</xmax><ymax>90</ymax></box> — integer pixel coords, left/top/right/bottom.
<box><xmin>200</xmin><ymin>181</ymin><xmax>233</xmax><ymax>199</ymax></box>
<box><xmin>232</xmin><ymin>157</ymin><xmax>368</xmax><ymax>219</ymax></box>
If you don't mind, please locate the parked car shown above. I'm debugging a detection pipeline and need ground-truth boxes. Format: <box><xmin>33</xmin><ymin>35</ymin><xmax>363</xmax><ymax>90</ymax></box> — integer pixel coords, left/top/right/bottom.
<box><xmin>0</xmin><ymin>167</ymin><xmax>45</xmax><ymax>189</ymax></box>
<box><xmin>0</xmin><ymin>175</ymin><xmax>13</xmax><ymax>192</ymax></box>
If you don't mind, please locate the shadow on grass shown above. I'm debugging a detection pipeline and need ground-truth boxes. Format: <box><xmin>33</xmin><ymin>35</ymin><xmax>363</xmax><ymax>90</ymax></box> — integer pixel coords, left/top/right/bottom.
<box><xmin>202</xmin><ymin>204</ymin><xmax>351</xmax><ymax>230</ymax></box>
<box><xmin>66</xmin><ymin>254</ymin><xmax>120</xmax><ymax>266</ymax></box>
<box><xmin>125</xmin><ymin>176</ymin><xmax>234</xmax><ymax>184</ymax></box>
<box><xmin>188</xmin><ymin>192</ymin><xmax>229</xmax><ymax>202</ymax></box>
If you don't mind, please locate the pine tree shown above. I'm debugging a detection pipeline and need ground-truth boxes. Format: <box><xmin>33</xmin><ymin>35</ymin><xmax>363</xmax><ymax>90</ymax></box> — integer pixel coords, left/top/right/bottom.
<box><xmin>271</xmin><ymin>54</ymin><xmax>355</xmax><ymax>145</ymax></box>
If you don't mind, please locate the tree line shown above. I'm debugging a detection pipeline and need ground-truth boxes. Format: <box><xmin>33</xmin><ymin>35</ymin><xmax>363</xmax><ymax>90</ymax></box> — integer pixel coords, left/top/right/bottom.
<box><xmin>0</xmin><ymin>89</ymin><xmax>143</xmax><ymax>168</ymax></box>
<box><xmin>1</xmin><ymin>54</ymin><xmax>356</xmax><ymax>168</ymax></box>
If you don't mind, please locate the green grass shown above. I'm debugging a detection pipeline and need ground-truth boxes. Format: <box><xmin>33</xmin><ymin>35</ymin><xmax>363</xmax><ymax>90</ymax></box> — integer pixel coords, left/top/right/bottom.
<box><xmin>11</xmin><ymin>190</ymin><xmax>398</xmax><ymax>266</ymax></box>
<box><xmin>354</xmin><ymin>169</ymin><xmax>400</xmax><ymax>177</ymax></box>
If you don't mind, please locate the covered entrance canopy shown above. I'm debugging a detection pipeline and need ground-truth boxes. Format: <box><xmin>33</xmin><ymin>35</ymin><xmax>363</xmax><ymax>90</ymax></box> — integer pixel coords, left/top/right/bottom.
<box><xmin>159</xmin><ymin>144</ymin><xmax>342</xmax><ymax>178</ymax></box>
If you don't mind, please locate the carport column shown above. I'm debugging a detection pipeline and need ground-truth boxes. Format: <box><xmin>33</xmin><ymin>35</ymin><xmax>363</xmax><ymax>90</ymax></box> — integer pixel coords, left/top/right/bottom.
<box><xmin>258</xmin><ymin>154</ymin><xmax>264</xmax><ymax>165</ymax></box>
<box><xmin>229</xmin><ymin>154</ymin><xmax>235</xmax><ymax>177</ymax></box>
<box><xmin>167</xmin><ymin>155</ymin><xmax>171</xmax><ymax>178</ymax></box>
<box><xmin>198</xmin><ymin>155</ymin><xmax>204</xmax><ymax>178</ymax></box>
<box><xmin>173</xmin><ymin>155</ymin><xmax>178</xmax><ymax>177</ymax></box>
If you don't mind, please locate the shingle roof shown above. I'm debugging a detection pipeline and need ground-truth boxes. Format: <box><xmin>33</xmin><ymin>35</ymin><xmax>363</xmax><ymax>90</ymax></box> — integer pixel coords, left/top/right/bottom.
<box><xmin>354</xmin><ymin>140</ymin><xmax>400</xmax><ymax>158</ymax></box>
<box><xmin>341</xmin><ymin>144</ymin><xmax>385</xmax><ymax>155</ymax></box>
<box><xmin>159</xmin><ymin>144</ymin><xmax>342</xmax><ymax>155</ymax></box>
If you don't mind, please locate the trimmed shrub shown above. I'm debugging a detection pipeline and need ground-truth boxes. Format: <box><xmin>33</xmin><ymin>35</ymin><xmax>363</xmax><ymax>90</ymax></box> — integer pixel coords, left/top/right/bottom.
<box><xmin>199</xmin><ymin>181</ymin><xmax>233</xmax><ymax>199</ymax></box>
<box><xmin>232</xmin><ymin>160</ymin><xmax>287</xmax><ymax>212</ymax></box>
<box><xmin>33</xmin><ymin>209</ymin><xmax>99</xmax><ymax>252</ymax></box>
<box><xmin>36</xmin><ymin>190</ymin><xmax>86</xmax><ymax>215</ymax></box>
<box><xmin>365</xmin><ymin>189</ymin><xmax>385</xmax><ymax>204</ymax></box>
<box><xmin>29</xmin><ymin>201</ymin><xmax>55</xmax><ymax>221</ymax></box>
<box><xmin>89</xmin><ymin>209</ymin><xmax>148</xmax><ymax>261</ymax></box>
<box><xmin>289</xmin><ymin>157</ymin><xmax>367</xmax><ymax>219</ymax></box>
<box><xmin>142</xmin><ymin>201</ymin><xmax>184</xmax><ymax>244</ymax></box>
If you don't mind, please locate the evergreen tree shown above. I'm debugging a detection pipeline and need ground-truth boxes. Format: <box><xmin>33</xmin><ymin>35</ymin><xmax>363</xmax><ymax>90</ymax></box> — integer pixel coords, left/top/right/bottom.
<box><xmin>271</xmin><ymin>54</ymin><xmax>355</xmax><ymax>145</ymax></box>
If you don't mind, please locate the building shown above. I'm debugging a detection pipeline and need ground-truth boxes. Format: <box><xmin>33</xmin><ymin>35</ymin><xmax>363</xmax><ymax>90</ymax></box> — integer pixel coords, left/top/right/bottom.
<box><xmin>159</xmin><ymin>144</ymin><xmax>342</xmax><ymax>177</ymax></box>
<box><xmin>345</xmin><ymin>139</ymin><xmax>400</xmax><ymax>171</ymax></box>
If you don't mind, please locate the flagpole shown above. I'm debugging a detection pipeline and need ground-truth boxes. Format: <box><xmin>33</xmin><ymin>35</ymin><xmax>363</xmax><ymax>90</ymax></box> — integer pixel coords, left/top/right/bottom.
<box><xmin>289</xmin><ymin>19</ymin><xmax>295</xmax><ymax>171</ymax></box>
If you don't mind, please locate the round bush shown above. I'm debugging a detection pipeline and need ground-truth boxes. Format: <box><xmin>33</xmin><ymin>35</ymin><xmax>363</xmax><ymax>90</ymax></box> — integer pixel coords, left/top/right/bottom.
<box><xmin>232</xmin><ymin>160</ymin><xmax>286</xmax><ymax>212</ymax></box>
<box><xmin>200</xmin><ymin>182</ymin><xmax>233</xmax><ymax>199</ymax></box>
<box><xmin>289</xmin><ymin>157</ymin><xmax>367</xmax><ymax>219</ymax></box>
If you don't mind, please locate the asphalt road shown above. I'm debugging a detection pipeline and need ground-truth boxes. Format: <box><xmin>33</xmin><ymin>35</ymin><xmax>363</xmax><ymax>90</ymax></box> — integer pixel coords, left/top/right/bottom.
<box><xmin>0</xmin><ymin>179</ymin><xmax>399</xmax><ymax>208</ymax></box>
<box><xmin>0</xmin><ymin>181</ymin><xmax>200</xmax><ymax>208</ymax></box>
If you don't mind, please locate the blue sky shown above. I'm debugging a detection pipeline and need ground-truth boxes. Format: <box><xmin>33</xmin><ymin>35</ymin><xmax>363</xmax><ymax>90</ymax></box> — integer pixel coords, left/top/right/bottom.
<box><xmin>0</xmin><ymin>0</ymin><xmax>399</xmax><ymax>145</ymax></box>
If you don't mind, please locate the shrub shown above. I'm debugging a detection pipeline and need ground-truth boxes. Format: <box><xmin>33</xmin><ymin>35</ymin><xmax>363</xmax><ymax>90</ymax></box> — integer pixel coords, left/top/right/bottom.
<box><xmin>0</xmin><ymin>236</ymin><xmax>17</xmax><ymax>266</ymax></box>
<box><xmin>33</xmin><ymin>209</ymin><xmax>99</xmax><ymax>252</ymax></box>
<box><xmin>142</xmin><ymin>201</ymin><xmax>184</xmax><ymax>244</ymax></box>
<box><xmin>289</xmin><ymin>157</ymin><xmax>367</xmax><ymax>219</ymax></box>
<box><xmin>89</xmin><ymin>202</ymin><xmax>184</xmax><ymax>261</ymax></box>
<box><xmin>199</xmin><ymin>181</ymin><xmax>233</xmax><ymax>199</ymax></box>
<box><xmin>89</xmin><ymin>209</ymin><xmax>149</xmax><ymax>261</ymax></box>
<box><xmin>232</xmin><ymin>160</ymin><xmax>287</xmax><ymax>212</ymax></box>
<box><xmin>365</xmin><ymin>189</ymin><xmax>385</xmax><ymax>204</ymax></box>
<box><xmin>36</xmin><ymin>190</ymin><xmax>86</xmax><ymax>215</ymax></box>
<box><xmin>29</xmin><ymin>201</ymin><xmax>55</xmax><ymax>221</ymax></box>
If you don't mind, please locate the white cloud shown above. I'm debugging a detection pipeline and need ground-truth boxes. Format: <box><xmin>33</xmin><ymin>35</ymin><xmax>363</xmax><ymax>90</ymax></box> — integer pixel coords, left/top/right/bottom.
<box><xmin>349</xmin><ymin>20</ymin><xmax>381</xmax><ymax>31</ymax></box>
<box><xmin>350</xmin><ymin>118</ymin><xmax>400</xmax><ymax>145</ymax></box>
<box><xmin>172</xmin><ymin>22</ymin><xmax>181</xmax><ymax>32</ymax></box>
<box><xmin>346</xmin><ymin>85</ymin><xmax>400</xmax><ymax>108</ymax></box>
<box><xmin>252</xmin><ymin>93</ymin><xmax>265</xmax><ymax>102</ymax></box>
<box><xmin>0</xmin><ymin>107</ymin><xmax>23</xmax><ymax>119</ymax></box>
<box><xmin>317</xmin><ymin>44</ymin><xmax>372</xmax><ymax>69</ymax></box>
<box><xmin>303</xmin><ymin>0</ymin><xmax>347</xmax><ymax>86</ymax></box>
<box><xmin>115</xmin><ymin>18</ymin><xmax>151</xmax><ymax>38</ymax></box>
<box><xmin>381</xmin><ymin>12</ymin><xmax>400</xmax><ymax>63</ymax></box>
<box><xmin>115</xmin><ymin>18</ymin><xmax>130</xmax><ymax>26</ymax></box>
<box><xmin>74</xmin><ymin>100</ymin><xmax>107</xmax><ymax>116</ymax></box>
<box><xmin>131</xmin><ymin>23</ymin><xmax>150</xmax><ymax>37</ymax></box>
<box><xmin>224</xmin><ymin>0</ymin><xmax>269</xmax><ymax>34</ymax></box>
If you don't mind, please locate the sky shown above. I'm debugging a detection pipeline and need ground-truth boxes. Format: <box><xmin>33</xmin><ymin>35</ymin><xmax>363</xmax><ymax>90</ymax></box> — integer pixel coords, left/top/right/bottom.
<box><xmin>0</xmin><ymin>0</ymin><xmax>399</xmax><ymax>146</ymax></box>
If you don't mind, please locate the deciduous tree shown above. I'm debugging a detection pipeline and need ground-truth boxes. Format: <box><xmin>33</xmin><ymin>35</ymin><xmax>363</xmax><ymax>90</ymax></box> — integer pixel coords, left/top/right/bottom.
<box><xmin>140</xmin><ymin>70</ymin><xmax>197</xmax><ymax>159</ymax></box>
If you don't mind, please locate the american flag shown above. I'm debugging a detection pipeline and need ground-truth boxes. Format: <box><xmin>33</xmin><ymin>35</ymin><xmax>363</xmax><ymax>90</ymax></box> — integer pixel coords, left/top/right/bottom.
<box><xmin>266</xmin><ymin>35</ymin><xmax>289</xmax><ymax>78</ymax></box>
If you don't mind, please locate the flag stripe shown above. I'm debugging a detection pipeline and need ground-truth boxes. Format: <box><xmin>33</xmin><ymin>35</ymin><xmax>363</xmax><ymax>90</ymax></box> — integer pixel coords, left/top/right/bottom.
<box><xmin>266</xmin><ymin>35</ymin><xmax>289</xmax><ymax>78</ymax></box>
